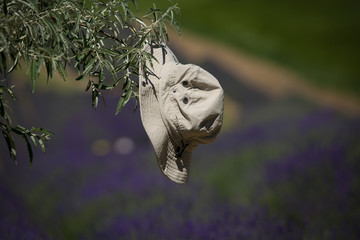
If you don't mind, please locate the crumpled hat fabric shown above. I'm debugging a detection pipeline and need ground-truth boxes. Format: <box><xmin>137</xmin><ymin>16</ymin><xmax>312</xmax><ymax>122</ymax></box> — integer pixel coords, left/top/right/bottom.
<box><xmin>139</xmin><ymin>43</ymin><xmax>224</xmax><ymax>184</ymax></box>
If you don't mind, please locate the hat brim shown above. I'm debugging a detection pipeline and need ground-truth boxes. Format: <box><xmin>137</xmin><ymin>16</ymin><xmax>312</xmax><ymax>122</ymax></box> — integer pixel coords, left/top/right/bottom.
<box><xmin>139</xmin><ymin>43</ymin><xmax>191</xmax><ymax>184</ymax></box>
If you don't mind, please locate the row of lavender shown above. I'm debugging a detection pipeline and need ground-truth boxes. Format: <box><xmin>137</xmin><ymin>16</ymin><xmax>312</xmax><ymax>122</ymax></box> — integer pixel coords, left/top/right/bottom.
<box><xmin>1</xmin><ymin>88</ymin><xmax>359</xmax><ymax>239</ymax></box>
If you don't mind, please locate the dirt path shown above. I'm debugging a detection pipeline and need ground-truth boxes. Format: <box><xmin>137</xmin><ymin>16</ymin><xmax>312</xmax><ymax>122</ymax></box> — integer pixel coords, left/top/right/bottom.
<box><xmin>169</xmin><ymin>31</ymin><xmax>360</xmax><ymax>117</ymax></box>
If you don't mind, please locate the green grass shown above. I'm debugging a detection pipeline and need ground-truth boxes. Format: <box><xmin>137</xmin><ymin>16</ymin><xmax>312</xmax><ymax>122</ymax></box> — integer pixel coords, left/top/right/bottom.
<box><xmin>137</xmin><ymin>0</ymin><xmax>360</xmax><ymax>96</ymax></box>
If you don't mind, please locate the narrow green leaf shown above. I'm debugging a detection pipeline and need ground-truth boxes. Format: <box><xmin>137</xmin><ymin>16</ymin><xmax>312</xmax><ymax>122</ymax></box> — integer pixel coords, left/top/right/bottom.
<box><xmin>16</xmin><ymin>125</ymin><xmax>27</xmax><ymax>132</ymax></box>
<box><xmin>29</xmin><ymin>134</ymin><xmax>37</xmax><ymax>147</ymax></box>
<box><xmin>99</xmin><ymin>68</ymin><xmax>104</xmax><ymax>89</ymax></box>
<box><xmin>42</xmin><ymin>18</ymin><xmax>58</xmax><ymax>40</ymax></box>
<box><xmin>7</xmin><ymin>54</ymin><xmax>19</xmax><ymax>74</ymax></box>
<box><xmin>2</xmin><ymin>130</ymin><xmax>16</xmax><ymax>163</ymax></box>
<box><xmin>85</xmin><ymin>80</ymin><xmax>91</xmax><ymax>91</ymax></box>
<box><xmin>4</xmin><ymin>87</ymin><xmax>16</xmax><ymax>101</ymax></box>
<box><xmin>38</xmin><ymin>138</ymin><xmax>46</xmax><ymax>153</ymax></box>
<box><xmin>76</xmin><ymin>74</ymin><xmax>84</xmax><ymax>81</ymax></box>
<box><xmin>92</xmin><ymin>89</ymin><xmax>98</xmax><ymax>109</ymax></box>
<box><xmin>45</xmin><ymin>60</ymin><xmax>52</xmax><ymax>83</ymax></box>
<box><xmin>1</xmin><ymin>52</ymin><xmax>7</xmax><ymax>76</ymax></box>
<box><xmin>0</xmin><ymin>100</ymin><xmax>5</xmax><ymax>118</ymax></box>
<box><xmin>133</xmin><ymin>95</ymin><xmax>139</xmax><ymax>112</ymax></box>
<box><xmin>12</xmin><ymin>127</ymin><xmax>23</xmax><ymax>135</ymax></box>
<box><xmin>114</xmin><ymin>62</ymin><xmax>127</xmax><ymax>73</ymax></box>
<box><xmin>37</xmin><ymin>128</ymin><xmax>53</xmax><ymax>136</ymax></box>
<box><xmin>73</xmin><ymin>14</ymin><xmax>81</xmax><ymax>33</ymax></box>
<box><xmin>57</xmin><ymin>62</ymin><xmax>67</xmax><ymax>81</ymax></box>
<box><xmin>38</xmin><ymin>47</ymin><xmax>61</xmax><ymax>56</ymax></box>
<box><xmin>23</xmin><ymin>52</ymin><xmax>29</xmax><ymax>74</ymax></box>
<box><xmin>37</xmin><ymin>57</ymin><xmax>44</xmax><ymax>74</ymax></box>
<box><xmin>116</xmin><ymin>81</ymin><xmax>132</xmax><ymax>114</ymax></box>
<box><xmin>23</xmin><ymin>135</ymin><xmax>33</xmax><ymax>165</ymax></box>
<box><xmin>51</xmin><ymin>58</ymin><xmax>57</xmax><ymax>78</ymax></box>
<box><xmin>100</xmin><ymin>92</ymin><xmax>106</xmax><ymax>111</ymax></box>
<box><xmin>102</xmin><ymin>60</ymin><xmax>115</xmax><ymax>80</ymax></box>
<box><xmin>81</xmin><ymin>57</ymin><xmax>96</xmax><ymax>80</ymax></box>
<box><xmin>100</xmin><ymin>47</ymin><xmax>118</xmax><ymax>57</ymax></box>
<box><xmin>50</xmin><ymin>11</ymin><xmax>62</xmax><ymax>29</ymax></box>
<box><xmin>3</xmin><ymin>111</ymin><xmax>12</xmax><ymax>124</ymax></box>
<box><xmin>121</xmin><ymin>2</ymin><xmax>128</xmax><ymax>20</ymax></box>
<box><xmin>134</xmin><ymin>0</ymin><xmax>140</xmax><ymax>10</ymax></box>
<box><xmin>114</xmin><ymin>14</ymin><xmax>124</xmax><ymax>29</ymax></box>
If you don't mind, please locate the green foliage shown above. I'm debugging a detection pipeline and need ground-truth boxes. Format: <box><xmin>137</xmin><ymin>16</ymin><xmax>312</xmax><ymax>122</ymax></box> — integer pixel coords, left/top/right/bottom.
<box><xmin>0</xmin><ymin>83</ymin><xmax>53</xmax><ymax>165</ymax></box>
<box><xmin>0</xmin><ymin>0</ymin><xmax>180</xmax><ymax>164</ymax></box>
<box><xmin>138</xmin><ymin>0</ymin><xmax>360</xmax><ymax>95</ymax></box>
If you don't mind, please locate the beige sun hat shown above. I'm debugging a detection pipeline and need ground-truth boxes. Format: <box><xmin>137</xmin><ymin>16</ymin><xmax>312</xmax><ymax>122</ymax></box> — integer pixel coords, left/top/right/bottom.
<box><xmin>139</xmin><ymin>43</ymin><xmax>224</xmax><ymax>184</ymax></box>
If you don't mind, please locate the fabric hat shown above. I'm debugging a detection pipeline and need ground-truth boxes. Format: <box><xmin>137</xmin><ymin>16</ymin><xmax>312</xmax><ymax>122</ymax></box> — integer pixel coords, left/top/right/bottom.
<box><xmin>139</xmin><ymin>43</ymin><xmax>224</xmax><ymax>184</ymax></box>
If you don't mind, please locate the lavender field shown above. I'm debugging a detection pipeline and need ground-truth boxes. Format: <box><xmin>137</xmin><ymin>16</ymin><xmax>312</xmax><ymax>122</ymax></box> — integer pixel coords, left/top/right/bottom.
<box><xmin>1</xmin><ymin>51</ymin><xmax>360</xmax><ymax>239</ymax></box>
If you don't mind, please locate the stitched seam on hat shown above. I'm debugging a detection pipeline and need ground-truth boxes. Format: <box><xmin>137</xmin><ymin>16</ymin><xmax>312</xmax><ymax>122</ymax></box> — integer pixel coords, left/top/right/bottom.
<box><xmin>191</xmin><ymin>67</ymin><xmax>201</xmax><ymax>85</ymax></box>
<box><xmin>169</xmin><ymin>97</ymin><xmax>182</xmax><ymax>135</ymax></box>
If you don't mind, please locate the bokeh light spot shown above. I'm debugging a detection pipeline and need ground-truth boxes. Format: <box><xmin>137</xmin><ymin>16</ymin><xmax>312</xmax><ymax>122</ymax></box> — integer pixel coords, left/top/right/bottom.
<box><xmin>91</xmin><ymin>139</ymin><xmax>111</xmax><ymax>157</ymax></box>
<box><xmin>113</xmin><ymin>137</ymin><xmax>134</xmax><ymax>155</ymax></box>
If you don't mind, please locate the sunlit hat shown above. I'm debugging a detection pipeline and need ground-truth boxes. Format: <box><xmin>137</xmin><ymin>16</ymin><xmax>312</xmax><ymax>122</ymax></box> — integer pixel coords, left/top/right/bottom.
<box><xmin>139</xmin><ymin>43</ymin><xmax>224</xmax><ymax>184</ymax></box>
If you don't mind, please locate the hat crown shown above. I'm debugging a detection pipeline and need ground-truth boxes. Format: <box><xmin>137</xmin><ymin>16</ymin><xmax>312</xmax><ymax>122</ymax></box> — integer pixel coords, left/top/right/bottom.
<box><xmin>159</xmin><ymin>62</ymin><xmax>224</xmax><ymax>148</ymax></box>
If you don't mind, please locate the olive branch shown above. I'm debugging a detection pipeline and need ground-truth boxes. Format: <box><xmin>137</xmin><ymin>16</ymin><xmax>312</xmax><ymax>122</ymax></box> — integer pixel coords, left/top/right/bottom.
<box><xmin>0</xmin><ymin>0</ymin><xmax>180</xmax><ymax>164</ymax></box>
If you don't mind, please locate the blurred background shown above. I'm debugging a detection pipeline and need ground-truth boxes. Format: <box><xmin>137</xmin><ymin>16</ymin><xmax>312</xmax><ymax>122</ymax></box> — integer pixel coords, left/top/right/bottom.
<box><xmin>1</xmin><ymin>0</ymin><xmax>360</xmax><ymax>239</ymax></box>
